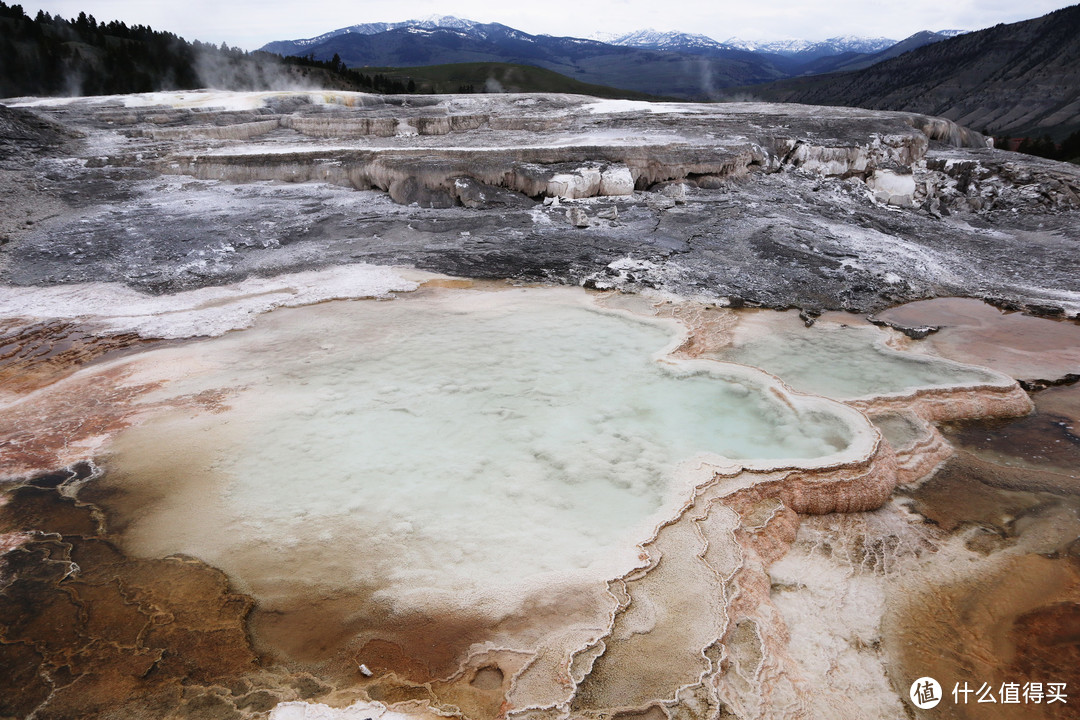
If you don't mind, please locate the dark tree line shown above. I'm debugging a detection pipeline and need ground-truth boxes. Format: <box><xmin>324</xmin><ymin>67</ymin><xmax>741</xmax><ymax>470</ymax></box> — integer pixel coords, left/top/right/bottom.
<box><xmin>0</xmin><ymin>2</ymin><xmax>202</xmax><ymax>96</ymax></box>
<box><xmin>0</xmin><ymin>2</ymin><xmax>427</xmax><ymax>98</ymax></box>
<box><xmin>995</xmin><ymin>130</ymin><xmax>1080</xmax><ymax>164</ymax></box>
<box><xmin>283</xmin><ymin>53</ymin><xmax>418</xmax><ymax>94</ymax></box>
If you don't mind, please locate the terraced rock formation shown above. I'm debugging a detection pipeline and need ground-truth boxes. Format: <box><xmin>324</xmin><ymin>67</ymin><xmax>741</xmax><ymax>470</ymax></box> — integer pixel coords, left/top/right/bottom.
<box><xmin>2</xmin><ymin>91</ymin><xmax>1077</xmax><ymax>315</ymax></box>
<box><xmin>1</xmin><ymin>90</ymin><xmax>1078</xmax><ymax>720</ymax></box>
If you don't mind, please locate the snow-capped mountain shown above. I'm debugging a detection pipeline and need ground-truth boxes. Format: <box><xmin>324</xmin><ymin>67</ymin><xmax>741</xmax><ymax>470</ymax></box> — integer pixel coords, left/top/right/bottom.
<box><xmin>260</xmin><ymin>17</ymin><xmax>968</xmax><ymax>101</ymax></box>
<box><xmin>589</xmin><ymin>29</ymin><xmax>732</xmax><ymax>52</ymax></box>
<box><xmin>260</xmin><ymin>18</ymin><xmax>794</xmax><ymax>100</ymax></box>
<box><xmin>809</xmin><ymin>35</ymin><xmax>897</xmax><ymax>54</ymax></box>
<box><xmin>724</xmin><ymin>35</ymin><xmax>897</xmax><ymax>57</ymax></box>
<box><xmin>285</xmin><ymin>15</ymin><xmax>489</xmax><ymax>49</ymax></box>
<box><xmin>724</xmin><ymin>37</ymin><xmax>813</xmax><ymax>54</ymax></box>
<box><xmin>593</xmin><ymin>29</ymin><xmax>901</xmax><ymax>60</ymax></box>
<box><xmin>273</xmin><ymin>17</ymin><xmax>963</xmax><ymax>66</ymax></box>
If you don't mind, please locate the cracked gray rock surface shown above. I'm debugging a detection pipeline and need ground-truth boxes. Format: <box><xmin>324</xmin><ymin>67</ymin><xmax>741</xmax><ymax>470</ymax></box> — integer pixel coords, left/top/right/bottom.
<box><xmin>1</xmin><ymin>91</ymin><xmax>1078</xmax><ymax>315</ymax></box>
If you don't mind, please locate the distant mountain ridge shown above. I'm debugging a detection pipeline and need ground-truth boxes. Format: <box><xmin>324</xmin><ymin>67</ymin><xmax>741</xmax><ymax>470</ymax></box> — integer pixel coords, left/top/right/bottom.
<box><xmin>591</xmin><ymin>29</ymin><xmax>731</xmax><ymax>52</ymax></box>
<box><xmin>744</xmin><ymin>4</ymin><xmax>1080</xmax><ymax>138</ymax></box>
<box><xmin>794</xmin><ymin>30</ymin><xmax>971</xmax><ymax>75</ymax></box>
<box><xmin>271</xmin><ymin>18</ymin><xmax>916</xmax><ymax>62</ymax></box>
<box><xmin>261</xmin><ymin>19</ymin><xmax>792</xmax><ymax>99</ymax></box>
<box><xmin>724</xmin><ymin>35</ymin><xmax>897</xmax><ymax>57</ymax></box>
<box><xmin>261</xmin><ymin>17</ymin><xmax>971</xmax><ymax>99</ymax></box>
<box><xmin>263</xmin><ymin>16</ymin><xmax>505</xmax><ymax>53</ymax></box>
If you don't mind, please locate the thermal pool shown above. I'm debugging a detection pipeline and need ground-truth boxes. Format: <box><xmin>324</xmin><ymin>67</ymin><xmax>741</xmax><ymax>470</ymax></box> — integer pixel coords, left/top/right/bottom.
<box><xmin>95</xmin><ymin>287</ymin><xmax>875</xmax><ymax>616</ymax></box>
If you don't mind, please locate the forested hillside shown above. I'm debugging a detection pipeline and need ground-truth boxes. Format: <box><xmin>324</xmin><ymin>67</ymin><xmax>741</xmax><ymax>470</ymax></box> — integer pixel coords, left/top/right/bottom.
<box><xmin>745</xmin><ymin>4</ymin><xmax>1080</xmax><ymax>141</ymax></box>
<box><xmin>0</xmin><ymin>2</ymin><xmax>374</xmax><ymax>97</ymax></box>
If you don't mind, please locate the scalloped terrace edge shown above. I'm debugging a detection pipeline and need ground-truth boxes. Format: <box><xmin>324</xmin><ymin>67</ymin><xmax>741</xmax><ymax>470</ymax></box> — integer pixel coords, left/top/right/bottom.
<box><xmin>0</xmin><ymin>268</ymin><xmax>1036</xmax><ymax>720</ymax></box>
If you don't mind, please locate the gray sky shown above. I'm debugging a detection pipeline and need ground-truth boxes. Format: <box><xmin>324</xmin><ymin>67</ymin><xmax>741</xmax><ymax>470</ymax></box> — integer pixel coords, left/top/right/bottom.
<box><xmin>21</xmin><ymin>0</ymin><xmax>1080</xmax><ymax>50</ymax></box>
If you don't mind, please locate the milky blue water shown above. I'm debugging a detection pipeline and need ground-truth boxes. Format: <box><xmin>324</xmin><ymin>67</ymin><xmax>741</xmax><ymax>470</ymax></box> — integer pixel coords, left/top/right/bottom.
<box><xmin>107</xmin><ymin>289</ymin><xmax>863</xmax><ymax>600</ymax></box>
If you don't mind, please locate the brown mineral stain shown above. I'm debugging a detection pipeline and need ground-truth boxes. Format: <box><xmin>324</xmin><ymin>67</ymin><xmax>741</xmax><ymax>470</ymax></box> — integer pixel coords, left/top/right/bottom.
<box><xmin>875</xmin><ymin>297</ymin><xmax>1080</xmax><ymax>382</ymax></box>
<box><xmin>430</xmin><ymin>651</ymin><xmax>532</xmax><ymax>720</ymax></box>
<box><xmin>0</xmin><ymin>318</ymin><xmax>161</xmax><ymax>394</ymax></box>
<box><xmin>614</xmin><ymin>705</ymin><xmax>670</xmax><ymax>720</ymax></box>
<box><xmin>252</xmin><ymin>592</ymin><xmax>386</xmax><ymax>665</ymax></box>
<box><xmin>418</xmin><ymin>278</ymin><xmax>518</xmax><ymax>293</ymax></box>
<box><xmin>1010</xmin><ymin>602</ymin><xmax>1080</xmax><ymax>687</ymax></box>
<box><xmin>666</xmin><ymin>304</ymin><xmax>738</xmax><ymax>357</ymax></box>
<box><xmin>352</xmin><ymin>611</ymin><xmax>496</xmax><ymax>683</ymax></box>
<box><xmin>0</xmin><ymin>477</ymin><xmax>262</xmax><ymax>720</ymax></box>
<box><xmin>941</xmin><ymin>383</ymin><xmax>1080</xmax><ymax>489</ymax></box>
<box><xmin>886</xmin><ymin>554</ymin><xmax>1080</xmax><ymax>720</ymax></box>
<box><xmin>0</xmin><ymin>484</ymin><xmax>101</xmax><ymax>537</ymax></box>
<box><xmin>891</xmin><ymin>426</ymin><xmax>1080</xmax><ymax>720</ymax></box>
<box><xmin>0</xmin><ymin>365</ymin><xmax>164</xmax><ymax>479</ymax></box>
<box><xmin>899</xmin><ymin>453</ymin><xmax>1079</xmax><ymax>537</ymax></box>
<box><xmin>252</xmin><ymin>579</ymin><xmax>606</xmax><ymax>691</ymax></box>
<box><xmin>420</xmin><ymin>278</ymin><xmax>475</xmax><ymax>289</ymax></box>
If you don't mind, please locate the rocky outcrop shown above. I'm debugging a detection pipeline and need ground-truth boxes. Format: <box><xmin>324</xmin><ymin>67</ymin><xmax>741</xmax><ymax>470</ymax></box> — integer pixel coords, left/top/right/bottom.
<box><xmin>22</xmin><ymin>93</ymin><xmax>1018</xmax><ymax>219</ymax></box>
<box><xmin>158</xmin><ymin>127</ymin><xmax>943</xmax><ymax>209</ymax></box>
<box><xmin>866</xmin><ymin>166</ymin><xmax>916</xmax><ymax>206</ymax></box>
<box><xmin>917</xmin><ymin>151</ymin><xmax>1080</xmax><ymax>214</ymax></box>
<box><xmin>280</xmin><ymin>115</ymin><xmax>398</xmax><ymax>137</ymax></box>
<box><xmin>388</xmin><ymin>176</ymin><xmax>457</xmax><ymax>208</ymax></box>
<box><xmin>142</xmin><ymin>119</ymin><xmax>281</xmax><ymax>141</ymax></box>
<box><xmin>408</xmin><ymin>114</ymin><xmax>490</xmax><ymax>135</ymax></box>
<box><xmin>161</xmin><ymin>145</ymin><xmax>763</xmax><ymax>202</ymax></box>
<box><xmin>452</xmin><ymin>176</ymin><xmax>535</xmax><ymax>209</ymax></box>
<box><xmin>566</xmin><ymin>207</ymin><xmax>590</xmax><ymax>227</ymax></box>
<box><xmin>770</xmin><ymin>132</ymin><xmax>926</xmax><ymax>175</ymax></box>
<box><xmin>7</xmin><ymin>91</ymin><xmax>1078</xmax><ymax>320</ymax></box>
<box><xmin>598</xmin><ymin>165</ymin><xmax>634</xmax><ymax>195</ymax></box>
<box><xmin>0</xmin><ymin>104</ymin><xmax>78</xmax><ymax>157</ymax></box>
<box><xmin>138</xmin><ymin>96</ymin><xmax>1011</xmax><ymax>215</ymax></box>
<box><xmin>905</xmin><ymin>115</ymin><xmax>989</xmax><ymax>149</ymax></box>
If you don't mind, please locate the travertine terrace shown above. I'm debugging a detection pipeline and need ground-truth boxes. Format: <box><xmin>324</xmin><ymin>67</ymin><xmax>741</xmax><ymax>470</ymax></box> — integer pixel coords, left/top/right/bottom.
<box><xmin>0</xmin><ymin>90</ymin><xmax>1078</xmax><ymax>720</ymax></box>
<box><xmin>2</xmin><ymin>90</ymin><xmax>1078</xmax><ymax>314</ymax></box>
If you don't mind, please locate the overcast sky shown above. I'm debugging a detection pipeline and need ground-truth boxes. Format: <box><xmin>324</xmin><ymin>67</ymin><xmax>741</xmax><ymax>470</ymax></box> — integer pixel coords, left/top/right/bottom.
<box><xmin>20</xmin><ymin>0</ymin><xmax>1080</xmax><ymax>50</ymax></box>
